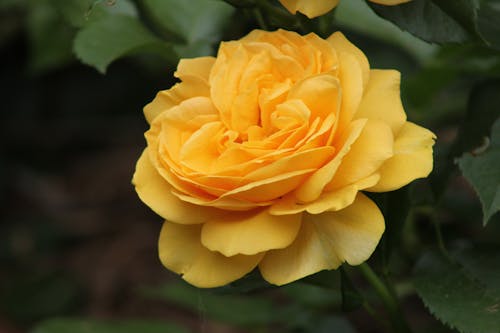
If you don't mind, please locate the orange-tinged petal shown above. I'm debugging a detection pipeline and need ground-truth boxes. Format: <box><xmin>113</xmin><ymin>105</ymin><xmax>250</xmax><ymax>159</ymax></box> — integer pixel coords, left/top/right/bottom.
<box><xmin>175</xmin><ymin>57</ymin><xmax>215</xmax><ymax>82</ymax></box>
<box><xmin>224</xmin><ymin>169</ymin><xmax>316</xmax><ymax>202</ymax></box>
<box><xmin>260</xmin><ymin>193</ymin><xmax>384</xmax><ymax>285</ymax></box>
<box><xmin>355</xmin><ymin>69</ymin><xmax>406</xmax><ymax>135</ymax></box>
<box><xmin>327</xmin><ymin>119</ymin><xmax>393</xmax><ymax>190</ymax></box>
<box><xmin>144</xmin><ymin>57</ymin><xmax>215</xmax><ymax>123</ymax></box>
<box><xmin>335</xmin><ymin>52</ymin><xmax>364</xmax><ymax>133</ymax></box>
<box><xmin>278</xmin><ymin>0</ymin><xmax>340</xmax><ymax>18</ymax></box>
<box><xmin>294</xmin><ymin>119</ymin><xmax>366</xmax><ymax>203</ymax></box>
<box><xmin>327</xmin><ymin>32</ymin><xmax>369</xmax><ymax>89</ymax></box>
<box><xmin>132</xmin><ymin>149</ymin><xmax>223</xmax><ymax>224</ymax></box>
<box><xmin>201</xmin><ymin>209</ymin><xmax>302</xmax><ymax>256</ymax></box>
<box><xmin>159</xmin><ymin>222</ymin><xmax>263</xmax><ymax>288</ymax></box>
<box><xmin>270</xmin><ymin>173</ymin><xmax>380</xmax><ymax>215</ymax></box>
<box><xmin>287</xmin><ymin>73</ymin><xmax>341</xmax><ymax>120</ymax></box>
<box><xmin>367</xmin><ymin>121</ymin><xmax>435</xmax><ymax>192</ymax></box>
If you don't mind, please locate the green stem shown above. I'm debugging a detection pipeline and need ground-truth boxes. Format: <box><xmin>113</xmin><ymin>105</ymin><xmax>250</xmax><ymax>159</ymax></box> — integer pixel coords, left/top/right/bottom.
<box><xmin>359</xmin><ymin>263</ymin><xmax>413</xmax><ymax>333</ymax></box>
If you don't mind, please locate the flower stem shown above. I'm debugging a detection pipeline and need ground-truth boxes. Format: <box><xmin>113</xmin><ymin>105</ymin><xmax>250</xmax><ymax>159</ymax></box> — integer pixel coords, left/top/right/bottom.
<box><xmin>358</xmin><ymin>263</ymin><xmax>413</xmax><ymax>333</ymax></box>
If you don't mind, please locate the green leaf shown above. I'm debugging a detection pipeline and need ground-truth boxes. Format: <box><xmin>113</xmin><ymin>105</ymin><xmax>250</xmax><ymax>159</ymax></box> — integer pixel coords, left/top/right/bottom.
<box><xmin>336</xmin><ymin>0</ymin><xmax>436</xmax><ymax>64</ymax></box>
<box><xmin>140</xmin><ymin>282</ymin><xmax>275</xmax><ymax>327</ymax></box>
<box><xmin>458</xmin><ymin>118</ymin><xmax>500</xmax><ymax>225</ymax></box>
<box><xmin>282</xmin><ymin>282</ymin><xmax>342</xmax><ymax>309</ymax></box>
<box><xmin>51</xmin><ymin>0</ymin><xmax>138</xmax><ymax>28</ymax></box>
<box><xmin>476</xmin><ymin>0</ymin><xmax>500</xmax><ymax>50</ymax></box>
<box><xmin>454</xmin><ymin>247</ymin><xmax>500</xmax><ymax>296</ymax></box>
<box><xmin>141</xmin><ymin>0</ymin><xmax>234</xmax><ymax>57</ymax></box>
<box><xmin>413</xmin><ymin>251</ymin><xmax>500</xmax><ymax>333</ymax></box>
<box><xmin>73</xmin><ymin>14</ymin><xmax>174</xmax><ymax>73</ymax></box>
<box><xmin>26</xmin><ymin>0</ymin><xmax>74</xmax><ymax>73</ymax></box>
<box><xmin>458</xmin><ymin>80</ymin><xmax>500</xmax><ymax>153</ymax></box>
<box><xmin>309</xmin><ymin>316</ymin><xmax>357</xmax><ymax>333</ymax></box>
<box><xmin>368</xmin><ymin>0</ymin><xmax>471</xmax><ymax>44</ymax></box>
<box><xmin>31</xmin><ymin>318</ymin><xmax>190</xmax><ymax>333</ymax></box>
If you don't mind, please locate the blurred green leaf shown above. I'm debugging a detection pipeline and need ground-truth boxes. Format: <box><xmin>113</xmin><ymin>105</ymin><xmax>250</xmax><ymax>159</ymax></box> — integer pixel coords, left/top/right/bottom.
<box><xmin>73</xmin><ymin>14</ymin><xmax>174</xmax><ymax>73</ymax></box>
<box><xmin>335</xmin><ymin>0</ymin><xmax>436</xmax><ymax>64</ymax></box>
<box><xmin>458</xmin><ymin>80</ymin><xmax>500</xmax><ymax>153</ymax></box>
<box><xmin>31</xmin><ymin>318</ymin><xmax>190</xmax><ymax>333</ymax></box>
<box><xmin>141</xmin><ymin>0</ymin><xmax>234</xmax><ymax>57</ymax></box>
<box><xmin>26</xmin><ymin>0</ymin><xmax>74</xmax><ymax>73</ymax></box>
<box><xmin>454</xmin><ymin>246</ymin><xmax>500</xmax><ymax>295</ymax></box>
<box><xmin>458</xmin><ymin>118</ymin><xmax>500</xmax><ymax>225</ymax></box>
<box><xmin>282</xmin><ymin>282</ymin><xmax>342</xmax><ymax>309</ymax></box>
<box><xmin>311</xmin><ymin>316</ymin><xmax>357</xmax><ymax>333</ymax></box>
<box><xmin>140</xmin><ymin>282</ymin><xmax>275</xmax><ymax>327</ymax></box>
<box><xmin>369</xmin><ymin>0</ymin><xmax>471</xmax><ymax>44</ymax></box>
<box><xmin>476</xmin><ymin>0</ymin><xmax>500</xmax><ymax>50</ymax></box>
<box><xmin>51</xmin><ymin>0</ymin><xmax>137</xmax><ymax>28</ymax></box>
<box><xmin>413</xmin><ymin>251</ymin><xmax>500</xmax><ymax>333</ymax></box>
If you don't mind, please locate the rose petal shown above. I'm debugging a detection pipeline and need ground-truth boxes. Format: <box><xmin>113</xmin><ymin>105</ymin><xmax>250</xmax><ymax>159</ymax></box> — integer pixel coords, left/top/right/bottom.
<box><xmin>279</xmin><ymin>0</ymin><xmax>340</xmax><ymax>18</ymax></box>
<box><xmin>144</xmin><ymin>57</ymin><xmax>215</xmax><ymax>123</ymax></box>
<box><xmin>159</xmin><ymin>222</ymin><xmax>263</xmax><ymax>288</ymax></box>
<box><xmin>287</xmin><ymin>73</ymin><xmax>341</xmax><ymax>120</ymax></box>
<box><xmin>270</xmin><ymin>173</ymin><xmax>380</xmax><ymax>215</ymax></box>
<box><xmin>132</xmin><ymin>149</ymin><xmax>223</xmax><ymax>224</ymax></box>
<box><xmin>201</xmin><ymin>209</ymin><xmax>302</xmax><ymax>256</ymax></box>
<box><xmin>326</xmin><ymin>119</ymin><xmax>393</xmax><ymax>190</ymax></box>
<box><xmin>294</xmin><ymin>119</ymin><xmax>367</xmax><ymax>203</ymax></box>
<box><xmin>259</xmin><ymin>193</ymin><xmax>384</xmax><ymax>285</ymax></box>
<box><xmin>367</xmin><ymin>121</ymin><xmax>436</xmax><ymax>192</ymax></box>
<box><xmin>355</xmin><ymin>69</ymin><xmax>407</xmax><ymax>135</ymax></box>
<box><xmin>335</xmin><ymin>52</ymin><xmax>364</xmax><ymax>133</ymax></box>
<box><xmin>327</xmin><ymin>32</ymin><xmax>369</xmax><ymax>89</ymax></box>
<box><xmin>176</xmin><ymin>57</ymin><xmax>215</xmax><ymax>82</ymax></box>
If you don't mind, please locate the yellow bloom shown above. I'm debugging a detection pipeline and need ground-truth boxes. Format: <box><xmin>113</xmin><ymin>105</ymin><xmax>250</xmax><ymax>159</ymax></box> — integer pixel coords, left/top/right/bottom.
<box><xmin>279</xmin><ymin>0</ymin><xmax>412</xmax><ymax>18</ymax></box>
<box><xmin>133</xmin><ymin>29</ymin><xmax>435</xmax><ymax>288</ymax></box>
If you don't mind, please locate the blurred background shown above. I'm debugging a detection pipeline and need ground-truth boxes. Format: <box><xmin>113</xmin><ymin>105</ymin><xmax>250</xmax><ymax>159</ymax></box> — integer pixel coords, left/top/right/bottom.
<box><xmin>1</xmin><ymin>0</ymin><xmax>499</xmax><ymax>333</ymax></box>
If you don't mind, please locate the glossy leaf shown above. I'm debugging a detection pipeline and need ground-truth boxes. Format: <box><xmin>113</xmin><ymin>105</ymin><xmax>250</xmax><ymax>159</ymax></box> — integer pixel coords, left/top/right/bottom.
<box><xmin>141</xmin><ymin>0</ymin><xmax>234</xmax><ymax>57</ymax></box>
<box><xmin>369</xmin><ymin>0</ymin><xmax>471</xmax><ymax>43</ymax></box>
<box><xmin>73</xmin><ymin>14</ymin><xmax>174</xmax><ymax>73</ymax></box>
<box><xmin>414</xmin><ymin>251</ymin><xmax>500</xmax><ymax>333</ymax></box>
<box><xmin>458</xmin><ymin>118</ymin><xmax>500</xmax><ymax>225</ymax></box>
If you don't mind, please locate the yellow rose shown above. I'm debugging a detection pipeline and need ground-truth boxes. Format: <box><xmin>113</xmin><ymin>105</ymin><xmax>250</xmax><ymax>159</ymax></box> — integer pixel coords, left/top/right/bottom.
<box><xmin>133</xmin><ymin>29</ymin><xmax>435</xmax><ymax>288</ymax></box>
<box><xmin>279</xmin><ymin>0</ymin><xmax>412</xmax><ymax>18</ymax></box>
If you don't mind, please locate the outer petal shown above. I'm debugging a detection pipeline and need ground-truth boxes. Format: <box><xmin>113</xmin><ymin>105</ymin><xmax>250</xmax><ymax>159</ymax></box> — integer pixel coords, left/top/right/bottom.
<box><xmin>327</xmin><ymin>32</ymin><xmax>369</xmax><ymax>89</ymax></box>
<box><xmin>294</xmin><ymin>119</ymin><xmax>366</xmax><ymax>203</ymax></box>
<box><xmin>355</xmin><ymin>69</ymin><xmax>406</xmax><ymax>135</ymax></box>
<box><xmin>132</xmin><ymin>149</ymin><xmax>223</xmax><ymax>224</ymax></box>
<box><xmin>144</xmin><ymin>57</ymin><xmax>215</xmax><ymax>123</ymax></box>
<box><xmin>326</xmin><ymin>119</ymin><xmax>393</xmax><ymax>190</ymax></box>
<box><xmin>367</xmin><ymin>121</ymin><xmax>435</xmax><ymax>192</ymax></box>
<box><xmin>260</xmin><ymin>193</ymin><xmax>384</xmax><ymax>285</ymax></box>
<box><xmin>279</xmin><ymin>0</ymin><xmax>339</xmax><ymax>18</ymax></box>
<box><xmin>201</xmin><ymin>209</ymin><xmax>302</xmax><ymax>256</ymax></box>
<box><xmin>370</xmin><ymin>0</ymin><xmax>412</xmax><ymax>5</ymax></box>
<box><xmin>159</xmin><ymin>222</ymin><xmax>263</xmax><ymax>288</ymax></box>
<box><xmin>270</xmin><ymin>173</ymin><xmax>380</xmax><ymax>215</ymax></box>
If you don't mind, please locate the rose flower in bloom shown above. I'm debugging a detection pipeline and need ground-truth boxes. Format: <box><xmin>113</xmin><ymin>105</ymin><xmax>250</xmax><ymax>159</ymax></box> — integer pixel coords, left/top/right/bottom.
<box><xmin>133</xmin><ymin>29</ymin><xmax>435</xmax><ymax>288</ymax></box>
<box><xmin>279</xmin><ymin>0</ymin><xmax>412</xmax><ymax>18</ymax></box>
